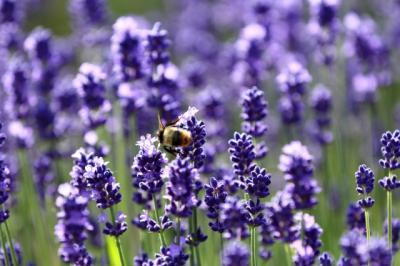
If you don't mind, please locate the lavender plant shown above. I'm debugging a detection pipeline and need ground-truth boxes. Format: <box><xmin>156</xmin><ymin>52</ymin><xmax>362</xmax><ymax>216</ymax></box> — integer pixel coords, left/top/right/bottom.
<box><xmin>0</xmin><ymin>1</ymin><xmax>400</xmax><ymax>266</ymax></box>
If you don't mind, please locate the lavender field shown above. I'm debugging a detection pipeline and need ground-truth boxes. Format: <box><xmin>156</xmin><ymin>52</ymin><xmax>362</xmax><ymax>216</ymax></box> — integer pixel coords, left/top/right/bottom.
<box><xmin>0</xmin><ymin>0</ymin><xmax>399</xmax><ymax>265</ymax></box>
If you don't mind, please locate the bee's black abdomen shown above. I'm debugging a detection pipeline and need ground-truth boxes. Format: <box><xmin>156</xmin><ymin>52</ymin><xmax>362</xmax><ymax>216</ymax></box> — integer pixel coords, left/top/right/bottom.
<box><xmin>172</xmin><ymin>130</ymin><xmax>182</xmax><ymax>146</ymax></box>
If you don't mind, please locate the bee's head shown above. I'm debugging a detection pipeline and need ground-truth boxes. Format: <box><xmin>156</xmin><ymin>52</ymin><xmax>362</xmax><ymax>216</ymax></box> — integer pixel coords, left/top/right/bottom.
<box><xmin>157</xmin><ymin>128</ymin><xmax>164</xmax><ymax>144</ymax></box>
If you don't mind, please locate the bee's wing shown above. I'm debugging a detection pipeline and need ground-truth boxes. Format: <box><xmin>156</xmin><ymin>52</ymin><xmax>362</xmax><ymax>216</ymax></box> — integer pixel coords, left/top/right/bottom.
<box><xmin>165</xmin><ymin>117</ymin><xmax>180</xmax><ymax>127</ymax></box>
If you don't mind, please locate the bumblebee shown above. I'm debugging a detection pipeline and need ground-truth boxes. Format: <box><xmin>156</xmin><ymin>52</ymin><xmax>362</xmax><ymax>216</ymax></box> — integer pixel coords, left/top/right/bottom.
<box><xmin>157</xmin><ymin>114</ymin><xmax>192</xmax><ymax>154</ymax></box>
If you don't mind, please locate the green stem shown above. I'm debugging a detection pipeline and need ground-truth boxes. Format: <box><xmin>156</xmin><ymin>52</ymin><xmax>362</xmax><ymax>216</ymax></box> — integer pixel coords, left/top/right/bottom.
<box><xmin>220</xmin><ymin>234</ymin><xmax>224</xmax><ymax>262</ymax></box>
<box><xmin>188</xmin><ymin>215</ymin><xmax>195</xmax><ymax>266</ymax></box>
<box><xmin>365</xmin><ymin>209</ymin><xmax>371</xmax><ymax>243</ymax></box>
<box><xmin>388</xmin><ymin>190</ymin><xmax>393</xmax><ymax>250</ymax></box>
<box><xmin>0</xmin><ymin>225</ymin><xmax>11</xmax><ymax>266</ymax></box>
<box><xmin>284</xmin><ymin>244</ymin><xmax>292</xmax><ymax>266</ymax></box>
<box><xmin>3</xmin><ymin>221</ymin><xmax>18</xmax><ymax>266</ymax></box>
<box><xmin>109</xmin><ymin>207</ymin><xmax>126</xmax><ymax>266</ymax></box>
<box><xmin>193</xmin><ymin>209</ymin><xmax>201</xmax><ymax>266</ymax></box>
<box><xmin>176</xmin><ymin>218</ymin><xmax>181</xmax><ymax>245</ymax></box>
<box><xmin>195</xmin><ymin>244</ymin><xmax>201</xmax><ymax>266</ymax></box>
<box><xmin>152</xmin><ymin>195</ymin><xmax>167</xmax><ymax>247</ymax></box>
<box><xmin>250</xmin><ymin>226</ymin><xmax>257</xmax><ymax>266</ymax></box>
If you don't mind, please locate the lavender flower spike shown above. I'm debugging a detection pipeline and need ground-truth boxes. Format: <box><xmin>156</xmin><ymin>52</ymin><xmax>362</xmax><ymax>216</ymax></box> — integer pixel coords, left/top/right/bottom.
<box><xmin>291</xmin><ymin>213</ymin><xmax>322</xmax><ymax>265</ymax></box>
<box><xmin>0</xmin><ymin>123</ymin><xmax>10</xmax><ymax>223</ymax></box>
<box><xmin>164</xmin><ymin>156</ymin><xmax>201</xmax><ymax>218</ymax></box>
<box><xmin>355</xmin><ymin>164</ymin><xmax>375</xmax><ymax>209</ymax></box>
<box><xmin>55</xmin><ymin>183</ymin><xmax>93</xmax><ymax>265</ymax></box>
<box><xmin>179</xmin><ymin>108</ymin><xmax>206</xmax><ymax>169</ymax></box>
<box><xmin>280</xmin><ymin>141</ymin><xmax>320</xmax><ymax>209</ymax></box>
<box><xmin>83</xmin><ymin>156</ymin><xmax>122</xmax><ymax>209</ymax></box>
<box><xmin>69</xmin><ymin>0</ymin><xmax>108</xmax><ymax>29</ymax></box>
<box><xmin>111</xmin><ymin>16</ymin><xmax>146</xmax><ymax>83</ymax></box>
<box><xmin>228</xmin><ymin>132</ymin><xmax>255</xmax><ymax>181</ymax></box>
<box><xmin>222</xmin><ymin>241</ymin><xmax>249</xmax><ymax>266</ymax></box>
<box><xmin>319</xmin><ymin>252</ymin><xmax>333</xmax><ymax>266</ymax></box>
<box><xmin>241</xmin><ymin>86</ymin><xmax>268</xmax><ymax>159</ymax></box>
<box><xmin>73</xmin><ymin>63</ymin><xmax>111</xmax><ymax>128</ymax></box>
<box><xmin>132</xmin><ymin>134</ymin><xmax>168</xmax><ymax>205</ymax></box>
<box><xmin>379</xmin><ymin>130</ymin><xmax>400</xmax><ymax>170</ymax></box>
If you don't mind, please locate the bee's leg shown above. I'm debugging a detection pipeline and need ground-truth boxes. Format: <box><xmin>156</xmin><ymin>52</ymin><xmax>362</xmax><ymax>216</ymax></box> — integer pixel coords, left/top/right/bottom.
<box><xmin>163</xmin><ymin>146</ymin><xmax>179</xmax><ymax>157</ymax></box>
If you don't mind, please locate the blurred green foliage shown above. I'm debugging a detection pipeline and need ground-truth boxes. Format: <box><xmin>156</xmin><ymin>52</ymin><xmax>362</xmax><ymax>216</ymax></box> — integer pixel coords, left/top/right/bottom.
<box><xmin>26</xmin><ymin>0</ymin><xmax>163</xmax><ymax>35</ymax></box>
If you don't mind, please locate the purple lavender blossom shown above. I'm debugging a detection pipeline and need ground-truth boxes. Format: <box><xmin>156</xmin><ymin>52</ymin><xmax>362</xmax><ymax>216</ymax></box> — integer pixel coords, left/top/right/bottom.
<box><xmin>55</xmin><ymin>183</ymin><xmax>93</xmax><ymax>265</ymax></box>
<box><xmin>241</xmin><ymin>86</ymin><xmax>268</xmax><ymax>137</ymax></box>
<box><xmin>339</xmin><ymin>231</ymin><xmax>391</xmax><ymax>265</ymax></box>
<box><xmin>279</xmin><ymin>141</ymin><xmax>320</xmax><ymax>209</ymax></box>
<box><xmin>24</xmin><ymin>27</ymin><xmax>53</xmax><ymax>64</ymax></box>
<box><xmin>0</xmin><ymin>241</ymin><xmax>22</xmax><ymax>266</ymax></box>
<box><xmin>366</xmin><ymin>237</ymin><xmax>392</xmax><ymax>266</ymax></box>
<box><xmin>132</xmin><ymin>210</ymin><xmax>172</xmax><ymax>233</ymax></box>
<box><xmin>346</xmin><ymin>203</ymin><xmax>365</xmax><ymax>232</ymax></box>
<box><xmin>134</xmin><ymin>253</ymin><xmax>151</xmax><ymax>266</ymax></box>
<box><xmin>379</xmin><ymin>130</ymin><xmax>400</xmax><ymax>170</ymax></box>
<box><xmin>145</xmin><ymin>23</ymin><xmax>181</xmax><ymax>121</ymax></box>
<box><xmin>276</xmin><ymin>62</ymin><xmax>311</xmax><ymax>125</ymax></box>
<box><xmin>344</xmin><ymin>12</ymin><xmax>391</xmax><ymax>84</ymax></box>
<box><xmin>54</xmin><ymin>76</ymin><xmax>80</xmax><ymax>112</ymax></box>
<box><xmin>111</xmin><ymin>16</ymin><xmax>146</xmax><ymax>83</ymax></box>
<box><xmin>2</xmin><ymin>58</ymin><xmax>30</xmax><ymax>120</ymax></box>
<box><xmin>279</xmin><ymin>141</ymin><xmax>314</xmax><ymax>181</ymax></box>
<box><xmin>0</xmin><ymin>122</ymin><xmax>10</xmax><ymax>223</ymax></box>
<box><xmin>33</xmin><ymin>154</ymin><xmax>55</xmax><ymax>205</ymax></box>
<box><xmin>153</xmin><ymin>244</ymin><xmax>189</xmax><ymax>266</ymax></box>
<box><xmin>69</xmin><ymin>0</ymin><xmax>108</xmax><ymax>29</ymax></box>
<box><xmin>355</xmin><ymin>164</ymin><xmax>375</xmax><ymax>209</ymax></box>
<box><xmin>351</xmin><ymin>74</ymin><xmax>378</xmax><ymax>105</ymax></box>
<box><xmin>164</xmin><ymin>156</ymin><xmax>201</xmax><ymax>218</ymax></box>
<box><xmin>185</xmin><ymin>227</ymin><xmax>207</xmax><ymax>247</ymax></box>
<box><xmin>308</xmin><ymin>0</ymin><xmax>340</xmax><ymax>65</ymax></box>
<box><xmin>384</xmin><ymin>218</ymin><xmax>400</xmax><ymax>253</ymax></box>
<box><xmin>355</xmin><ymin>164</ymin><xmax>375</xmax><ymax>195</ymax></box>
<box><xmin>83</xmin><ymin>131</ymin><xmax>110</xmax><ymax>158</ymax></box>
<box><xmin>0</xmin><ymin>0</ymin><xmax>23</xmax><ymax>24</ymax></box>
<box><xmin>232</xmin><ymin>23</ymin><xmax>267</xmax><ymax>87</ymax></box>
<box><xmin>291</xmin><ymin>213</ymin><xmax>322</xmax><ymax>266</ymax></box>
<box><xmin>0</xmin><ymin>23</ymin><xmax>22</xmax><ymax>52</ymax></box>
<box><xmin>310</xmin><ymin>85</ymin><xmax>333</xmax><ymax>145</ymax></box>
<box><xmin>339</xmin><ymin>230</ymin><xmax>364</xmax><ymax>265</ymax></box>
<box><xmin>180</xmin><ymin>114</ymin><xmax>206</xmax><ymax>169</ymax></box>
<box><xmin>240</xmin><ymin>86</ymin><xmax>268</xmax><ymax>159</ymax></box>
<box><xmin>145</xmin><ymin>22</ymin><xmax>171</xmax><ymax>67</ymax></box>
<box><xmin>319</xmin><ymin>252</ymin><xmax>333</xmax><ymax>266</ymax></box>
<box><xmin>131</xmin><ymin>134</ymin><xmax>167</xmax><ymax>206</ymax></box>
<box><xmin>220</xmin><ymin>196</ymin><xmax>249</xmax><ymax>239</ymax></box>
<box><xmin>204</xmin><ymin>177</ymin><xmax>227</xmax><ymax>233</ymax></box>
<box><xmin>278</xmin><ymin>94</ymin><xmax>304</xmax><ymax>125</ymax></box>
<box><xmin>379</xmin><ymin>174</ymin><xmax>400</xmax><ymax>191</ymax></box>
<box><xmin>245</xmin><ymin>198</ymin><xmax>265</xmax><ymax>227</ymax></box>
<box><xmin>83</xmin><ymin>156</ymin><xmax>122</xmax><ymax>209</ymax></box>
<box><xmin>246</xmin><ymin>164</ymin><xmax>271</xmax><ymax>198</ymax></box>
<box><xmin>73</xmin><ymin>63</ymin><xmax>111</xmax><ymax>128</ymax></box>
<box><xmin>70</xmin><ymin>148</ymin><xmax>95</xmax><ymax>195</ymax></box>
<box><xmin>33</xmin><ymin>99</ymin><xmax>57</xmax><ymax>139</ymax></box>
<box><xmin>222</xmin><ymin>241</ymin><xmax>249</xmax><ymax>266</ymax></box>
<box><xmin>103</xmin><ymin>211</ymin><xmax>127</xmax><ymax>237</ymax></box>
<box><xmin>266</xmin><ymin>191</ymin><xmax>299</xmax><ymax>243</ymax></box>
<box><xmin>228</xmin><ymin>132</ymin><xmax>255</xmax><ymax>181</ymax></box>
<box><xmin>276</xmin><ymin>61</ymin><xmax>311</xmax><ymax>96</ymax></box>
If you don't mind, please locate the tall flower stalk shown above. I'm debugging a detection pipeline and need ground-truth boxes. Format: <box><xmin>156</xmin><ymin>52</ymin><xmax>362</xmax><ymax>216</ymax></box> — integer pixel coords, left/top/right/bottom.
<box><xmin>354</xmin><ymin>164</ymin><xmax>375</xmax><ymax>243</ymax></box>
<box><xmin>378</xmin><ymin>130</ymin><xmax>400</xmax><ymax>254</ymax></box>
